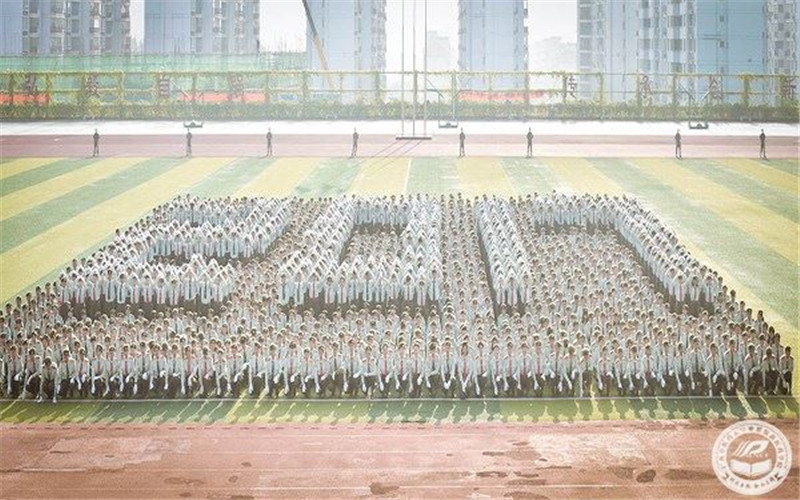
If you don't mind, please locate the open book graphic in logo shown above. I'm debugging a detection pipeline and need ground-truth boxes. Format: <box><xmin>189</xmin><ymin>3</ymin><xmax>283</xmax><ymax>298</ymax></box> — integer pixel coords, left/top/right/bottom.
<box><xmin>713</xmin><ymin>421</ymin><xmax>791</xmax><ymax>496</ymax></box>
<box><xmin>729</xmin><ymin>439</ymin><xmax>771</xmax><ymax>479</ymax></box>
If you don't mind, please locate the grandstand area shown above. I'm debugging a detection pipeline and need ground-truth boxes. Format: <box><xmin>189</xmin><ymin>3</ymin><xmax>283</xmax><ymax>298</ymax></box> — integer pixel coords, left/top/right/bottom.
<box><xmin>1</xmin><ymin>130</ymin><xmax>798</xmax><ymax>499</ymax></box>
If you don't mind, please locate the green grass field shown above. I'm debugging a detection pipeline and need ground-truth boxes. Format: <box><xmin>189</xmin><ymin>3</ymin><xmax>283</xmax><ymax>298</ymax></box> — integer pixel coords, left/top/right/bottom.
<box><xmin>0</xmin><ymin>155</ymin><xmax>798</xmax><ymax>423</ymax></box>
<box><xmin>1</xmin><ymin>397</ymin><xmax>798</xmax><ymax>425</ymax></box>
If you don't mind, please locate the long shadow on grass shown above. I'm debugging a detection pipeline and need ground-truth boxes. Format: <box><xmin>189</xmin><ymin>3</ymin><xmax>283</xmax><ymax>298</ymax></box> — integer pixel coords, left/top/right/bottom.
<box><xmin>2</xmin><ymin>396</ymin><xmax>798</xmax><ymax>425</ymax></box>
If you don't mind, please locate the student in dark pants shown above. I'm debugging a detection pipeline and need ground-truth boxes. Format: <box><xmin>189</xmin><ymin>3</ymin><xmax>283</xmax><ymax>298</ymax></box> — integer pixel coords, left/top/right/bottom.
<box><xmin>185</xmin><ymin>130</ymin><xmax>192</xmax><ymax>157</ymax></box>
<box><xmin>526</xmin><ymin>128</ymin><xmax>533</xmax><ymax>158</ymax></box>
<box><xmin>92</xmin><ymin>129</ymin><xmax>100</xmax><ymax>157</ymax></box>
<box><xmin>38</xmin><ymin>357</ymin><xmax>57</xmax><ymax>403</ymax></box>
<box><xmin>674</xmin><ymin>129</ymin><xmax>682</xmax><ymax>159</ymax></box>
<box><xmin>759</xmin><ymin>129</ymin><xmax>767</xmax><ymax>160</ymax></box>
<box><xmin>779</xmin><ymin>346</ymin><xmax>793</xmax><ymax>395</ymax></box>
<box><xmin>351</xmin><ymin>128</ymin><xmax>359</xmax><ymax>158</ymax></box>
<box><xmin>459</xmin><ymin>128</ymin><xmax>466</xmax><ymax>157</ymax></box>
<box><xmin>266</xmin><ymin>128</ymin><xmax>273</xmax><ymax>157</ymax></box>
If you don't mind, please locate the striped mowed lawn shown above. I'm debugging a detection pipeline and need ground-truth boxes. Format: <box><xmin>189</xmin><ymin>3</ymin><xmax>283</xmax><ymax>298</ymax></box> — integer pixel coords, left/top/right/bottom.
<box><xmin>0</xmin><ymin>155</ymin><xmax>797</xmax><ymax>422</ymax></box>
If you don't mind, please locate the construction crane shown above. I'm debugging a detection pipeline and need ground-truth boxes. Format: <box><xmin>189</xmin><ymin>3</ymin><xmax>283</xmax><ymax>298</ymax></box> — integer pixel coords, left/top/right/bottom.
<box><xmin>301</xmin><ymin>0</ymin><xmax>336</xmax><ymax>90</ymax></box>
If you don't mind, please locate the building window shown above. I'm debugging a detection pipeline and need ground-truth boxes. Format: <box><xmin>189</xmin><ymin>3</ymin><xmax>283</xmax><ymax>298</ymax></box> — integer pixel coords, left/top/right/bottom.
<box><xmin>50</xmin><ymin>37</ymin><xmax>63</xmax><ymax>53</ymax></box>
<box><xmin>51</xmin><ymin>17</ymin><xmax>65</xmax><ymax>33</ymax></box>
<box><xmin>26</xmin><ymin>37</ymin><xmax>39</xmax><ymax>54</ymax></box>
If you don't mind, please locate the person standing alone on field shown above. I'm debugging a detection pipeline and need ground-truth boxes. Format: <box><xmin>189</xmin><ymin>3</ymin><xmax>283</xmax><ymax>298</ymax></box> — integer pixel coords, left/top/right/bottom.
<box><xmin>759</xmin><ymin>129</ymin><xmax>767</xmax><ymax>160</ymax></box>
<box><xmin>674</xmin><ymin>129</ymin><xmax>682</xmax><ymax>159</ymax></box>
<box><xmin>186</xmin><ymin>130</ymin><xmax>192</xmax><ymax>157</ymax></box>
<box><xmin>459</xmin><ymin>128</ymin><xmax>466</xmax><ymax>157</ymax></box>
<box><xmin>526</xmin><ymin>128</ymin><xmax>534</xmax><ymax>158</ymax></box>
<box><xmin>92</xmin><ymin>129</ymin><xmax>100</xmax><ymax>157</ymax></box>
<box><xmin>351</xmin><ymin>128</ymin><xmax>359</xmax><ymax>158</ymax></box>
<box><xmin>266</xmin><ymin>128</ymin><xmax>273</xmax><ymax>157</ymax></box>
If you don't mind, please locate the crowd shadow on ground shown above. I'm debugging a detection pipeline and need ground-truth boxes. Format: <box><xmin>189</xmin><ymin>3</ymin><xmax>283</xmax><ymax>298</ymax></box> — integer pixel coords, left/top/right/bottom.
<box><xmin>1</xmin><ymin>395</ymin><xmax>798</xmax><ymax>426</ymax></box>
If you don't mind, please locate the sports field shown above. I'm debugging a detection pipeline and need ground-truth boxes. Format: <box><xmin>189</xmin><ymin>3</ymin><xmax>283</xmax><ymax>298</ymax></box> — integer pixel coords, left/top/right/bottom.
<box><xmin>2</xmin><ymin>154</ymin><xmax>798</xmax><ymax>354</ymax></box>
<box><xmin>1</xmin><ymin>154</ymin><xmax>799</xmax><ymax>418</ymax></box>
<box><xmin>1</xmin><ymin>154</ymin><xmax>798</xmax><ymax>499</ymax></box>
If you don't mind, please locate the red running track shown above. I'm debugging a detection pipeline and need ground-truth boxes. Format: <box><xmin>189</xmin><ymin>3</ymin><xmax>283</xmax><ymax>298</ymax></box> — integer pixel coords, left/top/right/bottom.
<box><xmin>1</xmin><ymin>420</ymin><xmax>798</xmax><ymax>500</ymax></box>
<box><xmin>1</xmin><ymin>133</ymin><xmax>798</xmax><ymax>158</ymax></box>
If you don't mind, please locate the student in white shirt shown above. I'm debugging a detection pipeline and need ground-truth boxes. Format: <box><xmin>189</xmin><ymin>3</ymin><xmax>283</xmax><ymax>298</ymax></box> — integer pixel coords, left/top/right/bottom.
<box><xmin>22</xmin><ymin>348</ymin><xmax>41</xmax><ymax>400</ymax></box>
<box><xmin>118</xmin><ymin>344</ymin><xmax>138</xmax><ymax>398</ymax></box>
<box><xmin>673</xmin><ymin>342</ymin><xmax>691</xmax><ymax>395</ymax></box>
<box><xmin>440</xmin><ymin>341</ymin><xmax>458</xmax><ymax>398</ymax></box>
<box><xmin>248</xmin><ymin>343</ymin><xmax>267</xmax><ymax>397</ymax></box>
<box><xmin>197</xmin><ymin>347</ymin><xmax>215</xmax><ymax>398</ymax></box>
<box><xmin>455</xmin><ymin>343</ymin><xmax>475</xmax><ymax>399</ymax></box>
<box><xmin>778</xmin><ymin>346</ymin><xmax>793</xmax><ymax>395</ymax></box>
<box><xmin>706</xmin><ymin>342</ymin><xmax>726</xmax><ymax>397</ymax></box>
<box><xmin>578</xmin><ymin>347</ymin><xmax>593</xmax><ymax>398</ymax></box>
<box><xmin>488</xmin><ymin>343</ymin><xmax>505</xmax><ymax>397</ymax></box>
<box><xmin>406</xmin><ymin>341</ymin><xmax>425</xmax><ymax>398</ymax></box>
<box><xmin>531</xmin><ymin>340</ymin><xmax>549</xmax><ymax>397</ymax></box>
<box><xmin>37</xmin><ymin>356</ymin><xmax>58</xmax><ymax>404</ymax></box>
<box><xmin>595</xmin><ymin>345</ymin><xmax>613</xmax><ymax>396</ymax></box>
<box><xmin>516</xmin><ymin>343</ymin><xmax>533</xmax><ymax>397</ymax></box>
<box><xmin>560</xmin><ymin>345</ymin><xmax>578</xmax><ymax>397</ymax></box>
<box><xmin>741</xmin><ymin>343</ymin><xmax>759</xmax><ymax>395</ymax></box>
<box><xmin>417</xmin><ymin>342</ymin><xmax>435</xmax><ymax>396</ymax></box>
<box><xmin>283</xmin><ymin>343</ymin><xmax>302</xmax><ymax>398</ymax></box>
<box><xmin>723</xmin><ymin>338</ymin><xmax>742</xmax><ymax>395</ymax></box>
<box><xmin>264</xmin><ymin>344</ymin><xmax>283</xmax><ymax>398</ymax></box>
<box><xmin>376</xmin><ymin>343</ymin><xmax>394</xmax><ymax>398</ymax></box>
<box><xmin>640</xmin><ymin>344</ymin><xmax>657</xmax><ymax>396</ymax></box>
<box><xmin>90</xmin><ymin>345</ymin><xmax>108</xmax><ymax>398</ymax></box>
<box><xmin>57</xmin><ymin>350</ymin><xmax>77</xmax><ymax>399</ymax></box>
<box><xmin>4</xmin><ymin>345</ymin><xmax>23</xmax><ymax>398</ymax></box>
<box><xmin>761</xmin><ymin>347</ymin><xmax>779</xmax><ymax>395</ymax></box>
<box><xmin>687</xmin><ymin>337</ymin><xmax>705</xmax><ymax>395</ymax></box>
<box><xmin>299</xmin><ymin>347</ymin><xmax>319</xmax><ymax>397</ymax></box>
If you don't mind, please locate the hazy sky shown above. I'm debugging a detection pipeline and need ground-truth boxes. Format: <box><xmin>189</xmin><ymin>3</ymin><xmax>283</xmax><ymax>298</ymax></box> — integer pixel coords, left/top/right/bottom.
<box><xmin>131</xmin><ymin>0</ymin><xmax>578</xmax><ymax>68</ymax></box>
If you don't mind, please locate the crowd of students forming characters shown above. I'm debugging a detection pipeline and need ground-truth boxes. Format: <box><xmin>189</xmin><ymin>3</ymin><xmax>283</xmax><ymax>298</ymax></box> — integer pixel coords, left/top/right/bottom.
<box><xmin>1</xmin><ymin>193</ymin><xmax>792</xmax><ymax>403</ymax></box>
